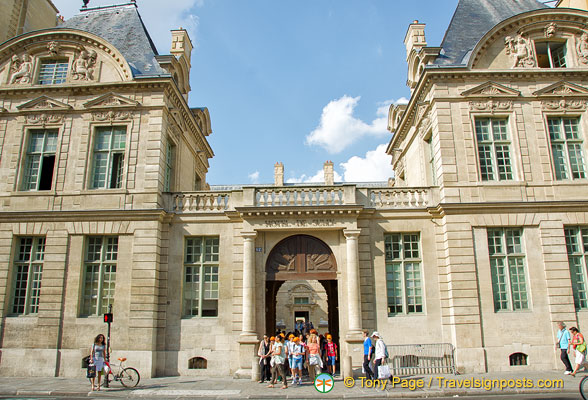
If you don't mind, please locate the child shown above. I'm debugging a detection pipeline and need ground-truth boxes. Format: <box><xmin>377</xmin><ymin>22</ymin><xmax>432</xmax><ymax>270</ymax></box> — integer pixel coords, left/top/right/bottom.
<box><xmin>326</xmin><ymin>334</ymin><xmax>338</xmax><ymax>375</ymax></box>
<box><xmin>291</xmin><ymin>337</ymin><xmax>304</xmax><ymax>385</ymax></box>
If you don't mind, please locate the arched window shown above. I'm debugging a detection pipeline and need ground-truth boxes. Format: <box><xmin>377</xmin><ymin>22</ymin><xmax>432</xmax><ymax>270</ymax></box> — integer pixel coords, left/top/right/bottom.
<box><xmin>509</xmin><ymin>352</ymin><xmax>528</xmax><ymax>366</ymax></box>
<box><xmin>188</xmin><ymin>357</ymin><xmax>207</xmax><ymax>369</ymax></box>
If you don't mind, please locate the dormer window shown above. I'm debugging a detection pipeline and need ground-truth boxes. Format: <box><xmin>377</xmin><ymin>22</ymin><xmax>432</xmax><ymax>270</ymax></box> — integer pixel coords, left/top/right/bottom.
<box><xmin>38</xmin><ymin>59</ymin><xmax>68</xmax><ymax>85</ymax></box>
<box><xmin>535</xmin><ymin>41</ymin><xmax>566</xmax><ymax>68</ymax></box>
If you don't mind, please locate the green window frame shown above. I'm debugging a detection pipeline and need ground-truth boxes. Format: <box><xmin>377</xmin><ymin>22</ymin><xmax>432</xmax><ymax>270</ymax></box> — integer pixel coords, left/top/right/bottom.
<box><xmin>81</xmin><ymin>236</ymin><xmax>117</xmax><ymax>316</ymax></box>
<box><xmin>184</xmin><ymin>237</ymin><xmax>219</xmax><ymax>317</ymax></box>
<box><xmin>565</xmin><ymin>227</ymin><xmax>588</xmax><ymax>310</ymax></box>
<box><xmin>294</xmin><ymin>297</ymin><xmax>310</xmax><ymax>304</ymax></box>
<box><xmin>487</xmin><ymin>228</ymin><xmax>529</xmax><ymax>311</ymax></box>
<box><xmin>21</xmin><ymin>129</ymin><xmax>58</xmax><ymax>191</ymax></box>
<box><xmin>475</xmin><ymin>118</ymin><xmax>514</xmax><ymax>181</ymax></box>
<box><xmin>547</xmin><ymin>117</ymin><xmax>586</xmax><ymax>180</ymax></box>
<box><xmin>38</xmin><ymin>59</ymin><xmax>68</xmax><ymax>85</ymax></box>
<box><xmin>163</xmin><ymin>141</ymin><xmax>174</xmax><ymax>192</ymax></box>
<box><xmin>90</xmin><ymin>127</ymin><xmax>126</xmax><ymax>189</ymax></box>
<box><xmin>385</xmin><ymin>233</ymin><xmax>423</xmax><ymax>315</ymax></box>
<box><xmin>11</xmin><ymin>237</ymin><xmax>45</xmax><ymax>315</ymax></box>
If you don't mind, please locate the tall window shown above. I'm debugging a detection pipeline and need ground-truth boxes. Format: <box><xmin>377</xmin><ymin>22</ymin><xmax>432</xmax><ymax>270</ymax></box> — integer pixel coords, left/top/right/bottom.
<box><xmin>385</xmin><ymin>233</ymin><xmax>423</xmax><ymax>315</ymax></box>
<box><xmin>22</xmin><ymin>130</ymin><xmax>57</xmax><ymax>191</ymax></box>
<box><xmin>12</xmin><ymin>237</ymin><xmax>44</xmax><ymax>315</ymax></box>
<box><xmin>425</xmin><ymin>137</ymin><xmax>436</xmax><ymax>185</ymax></box>
<box><xmin>548</xmin><ymin>117</ymin><xmax>586</xmax><ymax>180</ymax></box>
<box><xmin>535</xmin><ymin>41</ymin><xmax>566</xmax><ymax>68</ymax></box>
<box><xmin>90</xmin><ymin>127</ymin><xmax>126</xmax><ymax>189</ymax></box>
<box><xmin>81</xmin><ymin>237</ymin><xmax>117</xmax><ymax>316</ymax></box>
<box><xmin>163</xmin><ymin>141</ymin><xmax>174</xmax><ymax>192</ymax></box>
<box><xmin>487</xmin><ymin>228</ymin><xmax>529</xmax><ymax>311</ymax></box>
<box><xmin>475</xmin><ymin>118</ymin><xmax>514</xmax><ymax>181</ymax></box>
<box><xmin>38</xmin><ymin>60</ymin><xmax>68</xmax><ymax>85</ymax></box>
<box><xmin>184</xmin><ymin>237</ymin><xmax>219</xmax><ymax>317</ymax></box>
<box><xmin>565</xmin><ymin>227</ymin><xmax>588</xmax><ymax>309</ymax></box>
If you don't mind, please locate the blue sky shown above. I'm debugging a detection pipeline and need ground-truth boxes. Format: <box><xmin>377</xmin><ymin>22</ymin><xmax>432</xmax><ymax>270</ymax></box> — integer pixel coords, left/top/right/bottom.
<box><xmin>55</xmin><ymin>0</ymin><xmax>461</xmax><ymax>185</ymax></box>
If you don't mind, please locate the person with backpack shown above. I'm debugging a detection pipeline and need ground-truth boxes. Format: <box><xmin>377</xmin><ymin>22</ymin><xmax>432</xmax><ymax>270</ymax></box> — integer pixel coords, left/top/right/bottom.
<box><xmin>362</xmin><ymin>329</ymin><xmax>374</xmax><ymax>380</ymax></box>
<box><xmin>325</xmin><ymin>334</ymin><xmax>338</xmax><ymax>376</ymax></box>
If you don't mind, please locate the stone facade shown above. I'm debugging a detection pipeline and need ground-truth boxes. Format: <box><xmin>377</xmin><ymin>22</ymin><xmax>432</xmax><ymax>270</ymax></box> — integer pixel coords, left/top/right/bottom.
<box><xmin>1</xmin><ymin>0</ymin><xmax>588</xmax><ymax>380</ymax></box>
<box><xmin>0</xmin><ymin>0</ymin><xmax>60</xmax><ymax>44</ymax></box>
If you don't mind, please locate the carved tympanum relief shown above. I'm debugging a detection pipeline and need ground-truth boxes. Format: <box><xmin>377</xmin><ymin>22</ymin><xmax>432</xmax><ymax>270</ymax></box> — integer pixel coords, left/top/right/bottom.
<box><xmin>9</xmin><ymin>54</ymin><xmax>33</xmax><ymax>84</ymax></box>
<box><xmin>71</xmin><ymin>47</ymin><xmax>97</xmax><ymax>81</ymax></box>
<box><xmin>577</xmin><ymin>32</ymin><xmax>588</xmax><ymax>65</ymax></box>
<box><xmin>504</xmin><ymin>35</ymin><xmax>536</xmax><ymax>68</ymax></box>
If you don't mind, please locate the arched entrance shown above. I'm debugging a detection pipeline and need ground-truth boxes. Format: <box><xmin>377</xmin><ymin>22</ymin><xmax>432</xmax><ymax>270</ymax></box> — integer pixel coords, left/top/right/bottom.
<box><xmin>265</xmin><ymin>235</ymin><xmax>339</xmax><ymax>341</ymax></box>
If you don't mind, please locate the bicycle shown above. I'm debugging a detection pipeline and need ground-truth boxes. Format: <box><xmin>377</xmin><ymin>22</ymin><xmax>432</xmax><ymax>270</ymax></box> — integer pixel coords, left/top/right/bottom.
<box><xmin>89</xmin><ymin>357</ymin><xmax>141</xmax><ymax>388</ymax></box>
<box><xmin>581</xmin><ymin>375</ymin><xmax>588</xmax><ymax>399</ymax></box>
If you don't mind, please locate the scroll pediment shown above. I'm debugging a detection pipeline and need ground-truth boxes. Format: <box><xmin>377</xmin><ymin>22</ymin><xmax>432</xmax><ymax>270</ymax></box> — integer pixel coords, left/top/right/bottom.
<box><xmin>533</xmin><ymin>81</ymin><xmax>588</xmax><ymax>97</ymax></box>
<box><xmin>84</xmin><ymin>93</ymin><xmax>140</xmax><ymax>109</ymax></box>
<box><xmin>17</xmin><ymin>96</ymin><xmax>72</xmax><ymax>111</ymax></box>
<box><xmin>461</xmin><ymin>82</ymin><xmax>521</xmax><ymax>97</ymax></box>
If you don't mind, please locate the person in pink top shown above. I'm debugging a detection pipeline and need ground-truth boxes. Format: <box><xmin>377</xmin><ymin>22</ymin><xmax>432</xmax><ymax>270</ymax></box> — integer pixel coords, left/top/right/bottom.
<box><xmin>306</xmin><ymin>333</ymin><xmax>322</xmax><ymax>381</ymax></box>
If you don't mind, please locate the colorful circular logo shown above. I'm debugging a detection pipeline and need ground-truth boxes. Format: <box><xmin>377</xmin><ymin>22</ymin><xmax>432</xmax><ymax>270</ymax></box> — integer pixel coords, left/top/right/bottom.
<box><xmin>314</xmin><ymin>373</ymin><xmax>334</xmax><ymax>393</ymax></box>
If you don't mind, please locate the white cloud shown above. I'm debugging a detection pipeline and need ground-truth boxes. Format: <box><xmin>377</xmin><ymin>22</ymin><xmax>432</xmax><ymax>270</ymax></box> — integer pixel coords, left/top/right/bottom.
<box><xmin>248</xmin><ymin>171</ymin><xmax>260</xmax><ymax>184</ymax></box>
<box><xmin>340</xmin><ymin>143</ymin><xmax>393</xmax><ymax>182</ymax></box>
<box><xmin>286</xmin><ymin>169</ymin><xmax>343</xmax><ymax>184</ymax></box>
<box><xmin>54</xmin><ymin>0</ymin><xmax>200</xmax><ymax>54</ymax></box>
<box><xmin>305</xmin><ymin>96</ymin><xmax>396</xmax><ymax>154</ymax></box>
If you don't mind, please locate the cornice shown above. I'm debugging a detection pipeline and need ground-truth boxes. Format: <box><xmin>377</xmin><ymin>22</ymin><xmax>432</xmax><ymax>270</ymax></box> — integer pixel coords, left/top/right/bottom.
<box><xmin>0</xmin><ymin>209</ymin><xmax>169</xmax><ymax>222</ymax></box>
<box><xmin>430</xmin><ymin>200</ymin><xmax>588</xmax><ymax>217</ymax></box>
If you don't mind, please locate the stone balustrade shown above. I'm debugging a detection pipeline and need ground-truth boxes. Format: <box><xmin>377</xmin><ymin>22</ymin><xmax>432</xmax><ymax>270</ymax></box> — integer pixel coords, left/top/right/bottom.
<box><xmin>369</xmin><ymin>188</ymin><xmax>430</xmax><ymax>208</ymax></box>
<box><xmin>173</xmin><ymin>192</ymin><xmax>231</xmax><ymax>212</ymax></box>
<box><xmin>255</xmin><ymin>187</ymin><xmax>345</xmax><ymax>207</ymax></box>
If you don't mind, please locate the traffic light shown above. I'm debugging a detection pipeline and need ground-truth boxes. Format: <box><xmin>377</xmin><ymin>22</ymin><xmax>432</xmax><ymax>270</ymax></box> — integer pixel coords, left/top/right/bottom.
<box><xmin>104</xmin><ymin>313</ymin><xmax>113</xmax><ymax>323</ymax></box>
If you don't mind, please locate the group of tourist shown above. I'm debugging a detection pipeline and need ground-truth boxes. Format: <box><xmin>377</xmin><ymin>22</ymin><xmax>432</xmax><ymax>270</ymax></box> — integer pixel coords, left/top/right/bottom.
<box><xmin>257</xmin><ymin>327</ymin><xmax>338</xmax><ymax>389</ymax></box>
<box><xmin>557</xmin><ymin>322</ymin><xmax>588</xmax><ymax>376</ymax></box>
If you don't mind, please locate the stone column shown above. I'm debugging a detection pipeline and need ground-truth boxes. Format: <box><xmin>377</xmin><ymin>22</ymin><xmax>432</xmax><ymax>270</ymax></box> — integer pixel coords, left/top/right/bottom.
<box><xmin>236</xmin><ymin>231</ymin><xmax>258</xmax><ymax>379</ymax></box>
<box><xmin>344</xmin><ymin>229</ymin><xmax>362</xmax><ymax>336</ymax></box>
<box><xmin>241</xmin><ymin>231</ymin><xmax>257</xmax><ymax>336</ymax></box>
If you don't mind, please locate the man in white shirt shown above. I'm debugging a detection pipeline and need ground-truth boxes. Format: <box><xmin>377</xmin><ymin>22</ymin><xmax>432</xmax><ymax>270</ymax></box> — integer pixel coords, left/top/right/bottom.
<box><xmin>372</xmin><ymin>331</ymin><xmax>388</xmax><ymax>379</ymax></box>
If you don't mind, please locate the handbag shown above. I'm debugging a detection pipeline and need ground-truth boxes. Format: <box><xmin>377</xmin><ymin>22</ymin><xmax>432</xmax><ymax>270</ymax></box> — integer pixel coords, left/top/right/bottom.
<box><xmin>378</xmin><ymin>362</ymin><xmax>391</xmax><ymax>379</ymax></box>
<box><xmin>578</xmin><ymin>343</ymin><xmax>587</xmax><ymax>353</ymax></box>
<box><xmin>86</xmin><ymin>364</ymin><xmax>96</xmax><ymax>379</ymax></box>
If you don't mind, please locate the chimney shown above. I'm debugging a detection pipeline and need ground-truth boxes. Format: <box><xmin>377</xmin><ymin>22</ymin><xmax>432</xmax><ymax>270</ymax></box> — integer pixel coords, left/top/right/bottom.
<box><xmin>274</xmin><ymin>162</ymin><xmax>284</xmax><ymax>186</ymax></box>
<box><xmin>404</xmin><ymin>20</ymin><xmax>427</xmax><ymax>60</ymax></box>
<box><xmin>170</xmin><ymin>28</ymin><xmax>193</xmax><ymax>69</ymax></box>
<box><xmin>323</xmin><ymin>161</ymin><xmax>334</xmax><ymax>186</ymax></box>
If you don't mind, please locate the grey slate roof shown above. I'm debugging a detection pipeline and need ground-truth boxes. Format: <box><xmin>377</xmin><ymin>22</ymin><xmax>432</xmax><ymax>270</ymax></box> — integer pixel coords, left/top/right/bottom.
<box><xmin>434</xmin><ymin>0</ymin><xmax>548</xmax><ymax>66</ymax></box>
<box><xmin>60</xmin><ymin>5</ymin><xmax>165</xmax><ymax>77</ymax></box>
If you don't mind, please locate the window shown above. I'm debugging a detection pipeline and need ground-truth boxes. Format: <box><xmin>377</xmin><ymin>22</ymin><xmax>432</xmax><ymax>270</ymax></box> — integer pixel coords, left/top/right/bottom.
<box><xmin>11</xmin><ymin>237</ymin><xmax>44</xmax><ymax>315</ymax></box>
<box><xmin>294</xmin><ymin>297</ymin><xmax>310</xmax><ymax>305</ymax></box>
<box><xmin>425</xmin><ymin>137</ymin><xmax>436</xmax><ymax>185</ymax></box>
<box><xmin>188</xmin><ymin>357</ymin><xmax>207</xmax><ymax>369</ymax></box>
<box><xmin>487</xmin><ymin>229</ymin><xmax>529</xmax><ymax>311</ymax></box>
<box><xmin>385</xmin><ymin>233</ymin><xmax>423</xmax><ymax>315</ymax></box>
<box><xmin>22</xmin><ymin>130</ymin><xmax>57</xmax><ymax>191</ymax></box>
<box><xmin>548</xmin><ymin>118</ymin><xmax>586</xmax><ymax>180</ymax></box>
<box><xmin>535</xmin><ymin>41</ymin><xmax>566</xmax><ymax>68</ymax></box>
<box><xmin>509</xmin><ymin>353</ymin><xmax>528</xmax><ymax>366</ymax></box>
<box><xmin>475</xmin><ymin>118</ymin><xmax>514</xmax><ymax>181</ymax></box>
<box><xmin>564</xmin><ymin>227</ymin><xmax>588</xmax><ymax>309</ymax></box>
<box><xmin>163</xmin><ymin>141</ymin><xmax>174</xmax><ymax>192</ymax></box>
<box><xmin>90</xmin><ymin>127</ymin><xmax>126</xmax><ymax>189</ymax></box>
<box><xmin>184</xmin><ymin>237</ymin><xmax>219</xmax><ymax>317</ymax></box>
<box><xmin>38</xmin><ymin>60</ymin><xmax>68</xmax><ymax>85</ymax></box>
<box><xmin>81</xmin><ymin>237</ymin><xmax>117</xmax><ymax>316</ymax></box>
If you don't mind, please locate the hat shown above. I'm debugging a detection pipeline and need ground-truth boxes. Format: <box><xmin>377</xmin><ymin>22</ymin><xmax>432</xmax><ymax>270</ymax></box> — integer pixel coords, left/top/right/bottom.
<box><xmin>270</xmin><ymin>336</ymin><xmax>275</xmax><ymax>341</ymax></box>
<box><xmin>371</xmin><ymin>331</ymin><xmax>380</xmax><ymax>338</ymax></box>
<box><xmin>293</xmin><ymin>337</ymin><xmax>299</xmax><ymax>342</ymax></box>
<box><xmin>326</xmin><ymin>334</ymin><xmax>332</xmax><ymax>339</ymax></box>
<box><xmin>280</xmin><ymin>333</ymin><xmax>285</xmax><ymax>338</ymax></box>
<box><xmin>288</xmin><ymin>334</ymin><xmax>294</xmax><ymax>338</ymax></box>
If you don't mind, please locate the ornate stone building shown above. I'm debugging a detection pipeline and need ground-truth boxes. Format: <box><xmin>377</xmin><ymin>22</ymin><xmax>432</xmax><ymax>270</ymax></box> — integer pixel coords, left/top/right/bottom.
<box><xmin>1</xmin><ymin>0</ymin><xmax>588</xmax><ymax>379</ymax></box>
<box><xmin>0</xmin><ymin>0</ymin><xmax>60</xmax><ymax>44</ymax></box>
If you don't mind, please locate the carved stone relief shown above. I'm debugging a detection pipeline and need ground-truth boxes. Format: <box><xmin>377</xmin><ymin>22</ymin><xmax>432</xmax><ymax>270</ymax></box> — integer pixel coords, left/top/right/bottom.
<box><xmin>71</xmin><ymin>47</ymin><xmax>97</xmax><ymax>81</ymax></box>
<box><xmin>92</xmin><ymin>110</ymin><xmax>132</xmax><ymax>122</ymax></box>
<box><xmin>9</xmin><ymin>54</ymin><xmax>33</xmax><ymax>84</ymax></box>
<box><xmin>469</xmin><ymin>100</ymin><xmax>513</xmax><ymax>111</ymax></box>
<box><xmin>26</xmin><ymin>113</ymin><xmax>64</xmax><ymax>125</ymax></box>
<box><xmin>504</xmin><ymin>35</ymin><xmax>536</xmax><ymax>68</ymax></box>
<box><xmin>47</xmin><ymin>41</ymin><xmax>60</xmax><ymax>56</ymax></box>
<box><xmin>577</xmin><ymin>32</ymin><xmax>588</xmax><ymax>65</ymax></box>
<box><xmin>541</xmin><ymin>99</ymin><xmax>587</xmax><ymax>111</ymax></box>
<box><xmin>545</xmin><ymin>23</ymin><xmax>557</xmax><ymax>38</ymax></box>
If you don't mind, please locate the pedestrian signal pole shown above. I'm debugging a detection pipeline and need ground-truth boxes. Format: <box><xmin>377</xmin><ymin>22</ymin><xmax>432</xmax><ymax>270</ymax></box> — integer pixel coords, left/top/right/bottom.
<box><xmin>103</xmin><ymin>304</ymin><xmax>113</xmax><ymax>388</ymax></box>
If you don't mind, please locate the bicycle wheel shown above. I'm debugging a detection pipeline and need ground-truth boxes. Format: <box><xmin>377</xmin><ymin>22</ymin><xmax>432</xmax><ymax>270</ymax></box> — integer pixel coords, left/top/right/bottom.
<box><xmin>580</xmin><ymin>376</ymin><xmax>588</xmax><ymax>400</ymax></box>
<box><xmin>120</xmin><ymin>367</ymin><xmax>140</xmax><ymax>388</ymax></box>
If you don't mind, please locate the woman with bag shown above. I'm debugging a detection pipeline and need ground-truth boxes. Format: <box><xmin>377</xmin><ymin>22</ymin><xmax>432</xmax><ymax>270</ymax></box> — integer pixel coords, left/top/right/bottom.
<box><xmin>257</xmin><ymin>335</ymin><xmax>271</xmax><ymax>383</ymax></box>
<box><xmin>570</xmin><ymin>327</ymin><xmax>587</xmax><ymax>376</ymax></box>
<box><xmin>372</xmin><ymin>331</ymin><xmax>391</xmax><ymax>380</ymax></box>
<box><xmin>90</xmin><ymin>334</ymin><xmax>109</xmax><ymax>391</ymax></box>
<box><xmin>306</xmin><ymin>333</ymin><xmax>322</xmax><ymax>382</ymax></box>
<box><xmin>267</xmin><ymin>335</ymin><xmax>288</xmax><ymax>390</ymax></box>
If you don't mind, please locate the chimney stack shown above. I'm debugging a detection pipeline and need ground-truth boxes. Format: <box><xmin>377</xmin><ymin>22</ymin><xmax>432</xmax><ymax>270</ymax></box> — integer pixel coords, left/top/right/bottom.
<box><xmin>404</xmin><ymin>20</ymin><xmax>427</xmax><ymax>60</ymax></box>
<box><xmin>170</xmin><ymin>28</ymin><xmax>193</xmax><ymax>68</ymax></box>
<box><xmin>274</xmin><ymin>162</ymin><xmax>284</xmax><ymax>186</ymax></box>
<box><xmin>323</xmin><ymin>161</ymin><xmax>334</xmax><ymax>185</ymax></box>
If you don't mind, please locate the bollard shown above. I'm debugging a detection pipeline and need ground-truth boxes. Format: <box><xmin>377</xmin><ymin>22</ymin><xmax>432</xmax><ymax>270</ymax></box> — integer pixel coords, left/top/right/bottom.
<box><xmin>251</xmin><ymin>359</ymin><xmax>260</xmax><ymax>381</ymax></box>
<box><xmin>343</xmin><ymin>355</ymin><xmax>353</xmax><ymax>378</ymax></box>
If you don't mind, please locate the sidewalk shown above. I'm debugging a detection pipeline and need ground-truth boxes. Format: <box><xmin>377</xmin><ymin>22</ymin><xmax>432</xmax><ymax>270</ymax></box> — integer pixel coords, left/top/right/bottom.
<box><xmin>0</xmin><ymin>370</ymin><xmax>582</xmax><ymax>398</ymax></box>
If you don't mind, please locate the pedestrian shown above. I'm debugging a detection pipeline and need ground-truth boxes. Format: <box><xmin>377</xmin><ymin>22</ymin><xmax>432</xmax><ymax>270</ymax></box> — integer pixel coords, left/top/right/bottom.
<box><xmin>570</xmin><ymin>327</ymin><xmax>588</xmax><ymax>376</ymax></box>
<box><xmin>286</xmin><ymin>334</ymin><xmax>295</xmax><ymax>379</ymax></box>
<box><xmin>258</xmin><ymin>335</ymin><xmax>271</xmax><ymax>383</ymax></box>
<box><xmin>90</xmin><ymin>334</ymin><xmax>109</xmax><ymax>391</ymax></box>
<box><xmin>306</xmin><ymin>332</ymin><xmax>322</xmax><ymax>382</ymax></box>
<box><xmin>372</xmin><ymin>331</ymin><xmax>388</xmax><ymax>379</ymax></box>
<box><xmin>362</xmin><ymin>329</ymin><xmax>374</xmax><ymax>380</ymax></box>
<box><xmin>268</xmin><ymin>335</ymin><xmax>287</xmax><ymax>389</ymax></box>
<box><xmin>291</xmin><ymin>337</ymin><xmax>304</xmax><ymax>385</ymax></box>
<box><xmin>325</xmin><ymin>334</ymin><xmax>338</xmax><ymax>375</ymax></box>
<box><xmin>556</xmin><ymin>322</ymin><xmax>573</xmax><ymax>375</ymax></box>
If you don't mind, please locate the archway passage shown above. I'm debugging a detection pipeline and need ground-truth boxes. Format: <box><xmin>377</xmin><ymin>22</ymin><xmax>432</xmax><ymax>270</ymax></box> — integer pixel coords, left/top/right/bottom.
<box><xmin>265</xmin><ymin>235</ymin><xmax>339</xmax><ymax>342</ymax></box>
